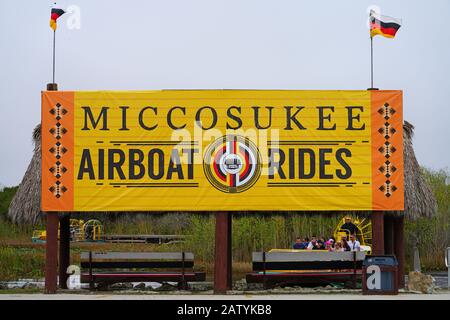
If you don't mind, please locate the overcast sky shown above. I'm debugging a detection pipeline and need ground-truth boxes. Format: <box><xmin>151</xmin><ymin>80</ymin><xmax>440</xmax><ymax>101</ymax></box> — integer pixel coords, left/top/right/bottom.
<box><xmin>0</xmin><ymin>0</ymin><xmax>449</xmax><ymax>186</ymax></box>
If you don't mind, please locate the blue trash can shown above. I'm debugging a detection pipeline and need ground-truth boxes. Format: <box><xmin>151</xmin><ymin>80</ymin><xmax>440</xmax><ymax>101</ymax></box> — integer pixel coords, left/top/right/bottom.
<box><xmin>362</xmin><ymin>255</ymin><xmax>398</xmax><ymax>295</ymax></box>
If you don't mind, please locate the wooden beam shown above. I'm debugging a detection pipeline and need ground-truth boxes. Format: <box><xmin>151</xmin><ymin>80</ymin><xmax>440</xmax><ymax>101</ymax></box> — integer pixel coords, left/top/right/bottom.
<box><xmin>59</xmin><ymin>214</ymin><xmax>70</xmax><ymax>289</ymax></box>
<box><xmin>214</xmin><ymin>212</ymin><xmax>232</xmax><ymax>294</ymax></box>
<box><xmin>45</xmin><ymin>212</ymin><xmax>59</xmax><ymax>294</ymax></box>
<box><xmin>45</xmin><ymin>83</ymin><xmax>59</xmax><ymax>293</ymax></box>
<box><xmin>227</xmin><ymin>211</ymin><xmax>232</xmax><ymax>288</ymax></box>
<box><xmin>384</xmin><ymin>215</ymin><xmax>395</xmax><ymax>255</ymax></box>
<box><xmin>371</xmin><ymin>211</ymin><xmax>384</xmax><ymax>255</ymax></box>
<box><xmin>80</xmin><ymin>252</ymin><xmax>195</xmax><ymax>261</ymax></box>
<box><xmin>394</xmin><ymin>216</ymin><xmax>405</xmax><ymax>288</ymax></box>
<box><xmin>46</xmin><ymin>83</ymin><xmax>58</xmax><ymax>91</ymax></box>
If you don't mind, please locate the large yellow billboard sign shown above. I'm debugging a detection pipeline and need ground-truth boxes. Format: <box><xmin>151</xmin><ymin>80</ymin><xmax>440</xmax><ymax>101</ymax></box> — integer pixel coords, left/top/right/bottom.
<box><xmin>41</xmin><ymin>90</ymin><xmax>404</xmax><ymax>212</ymax></box>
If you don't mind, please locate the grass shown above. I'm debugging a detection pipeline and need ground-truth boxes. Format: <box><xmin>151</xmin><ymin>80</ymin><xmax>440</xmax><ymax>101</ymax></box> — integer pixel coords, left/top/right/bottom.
<box><xmin>0</xmin><ymin>288</ymin><xmax>43</xmax><ymax>294</ymax></box>
<box><xmin>0</xmin><ymin>221</ymin><xmax>35</xmax><ymax>242</ymax></box>
<box><xmin>0</xmin><ymin>246</ymin><xmax>45</xmax><ymax>281</ymax></box>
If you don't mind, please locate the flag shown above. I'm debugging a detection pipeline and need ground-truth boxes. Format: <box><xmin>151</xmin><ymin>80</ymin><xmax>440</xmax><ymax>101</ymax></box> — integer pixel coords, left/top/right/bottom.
<box><xmin>370</xmin><ymin>11</ymin><xmax>402</xmax><ymax>39</ymax></box>
<box><xmin>50</xmin><ymin>6</ymin><xmax>66</xmax><ymax>31</ymax></box>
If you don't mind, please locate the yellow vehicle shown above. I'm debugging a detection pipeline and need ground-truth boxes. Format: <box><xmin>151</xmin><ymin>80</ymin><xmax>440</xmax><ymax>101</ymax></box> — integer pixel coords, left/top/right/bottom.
<box><xmin>31</xmin><ymin>230</ymin><xmax>47</xmax><ymax>243</ymax></box>
<box><xmin>269</xmin><ymin>215</ymin><xmax>372</xmax><ymax>254</ymax></box>
<box><xmin>32</xmin><ymin>219</ymin><xmax>104</xmax><ymax>242</ymax></box>
<box><xmin>81</xmin><ymin>219</ymin><xmax>103</xmax><ymax>241</ymax></box>
<box><xmin>70</xmin><ymin>218</ymin><xmax>84</xmax><ymax>241</ymax></box>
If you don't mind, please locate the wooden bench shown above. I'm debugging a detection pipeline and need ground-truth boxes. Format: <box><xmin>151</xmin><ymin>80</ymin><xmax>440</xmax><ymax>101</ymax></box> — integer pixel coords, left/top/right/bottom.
<box><xmin>80</xmin><ymin>251</ymin><xmax>205</xmax><ymax>290</ymax></box>
<box><xmin>246</xmin><ymin>250</ymin><xmax>366</xmax><ymax>289</ymax></box>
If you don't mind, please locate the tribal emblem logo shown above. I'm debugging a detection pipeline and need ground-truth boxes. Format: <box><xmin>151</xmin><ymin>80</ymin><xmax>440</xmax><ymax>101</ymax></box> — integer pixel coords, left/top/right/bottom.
<box><xmin>203</xmin><ymin>135</ymin><xmax>261</xmax><ymax>193</ymax></box>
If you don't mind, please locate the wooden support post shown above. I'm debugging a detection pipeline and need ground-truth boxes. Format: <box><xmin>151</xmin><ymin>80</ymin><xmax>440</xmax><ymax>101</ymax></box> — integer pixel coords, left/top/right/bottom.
<box><xmin>59</xmin><ymin>214</ymin><xmax>70</xmax><ymax>289</ymax></box>
<box><xmin>262</xmin><ymin>251</ymin><xmax>267</xmax><ymax>290</ymax></box>
<box><xmin>45</xmin><ymin>212</ymin><xmax>59</xmax><ymax>294</ymax></box>
<box><xmin>394</xmin><ymin>216</ymin><xmax>405</xmax><ymax>288</ymax></box>
<box><xmin>352</xmin><ymin>251</ymin><xmax>357</xmax><ymax>289</ymax></box>
<box><xmin>46</xmin><ymin>83</ymin><xmax>58</xmax><ymax>91</ymax></box>
<box><xmin>89</xmin><ymin>251</ymin><xmax>94</xmax><ymax>290</ymax></box>
<box><xmin>384</xmin><ymin>215</ymin><xmax>395</xmax><ymax>255</ymax></box>
<box><xmin>181</xmin><ymin>251</ymin><xmax>186</xmax><ymax>290</ymax></box>
<box><xmin>214</xmin><ymin>212</ymin><xmax>232</xmax><ymax>294</ymax></box>
<box><xmin>371</xmin><ymin>211</ymin><xmax>384</xmax><ymax>255</ymax></box>
<box><xmin>44</xmin><ymin>84</ymin><xmax>59</xmax><ymax>294</ymax></box>
<box><xmin>227</xmin><ymin>211</ymin><xmax>232</xmax><ymax>288</ymax></box>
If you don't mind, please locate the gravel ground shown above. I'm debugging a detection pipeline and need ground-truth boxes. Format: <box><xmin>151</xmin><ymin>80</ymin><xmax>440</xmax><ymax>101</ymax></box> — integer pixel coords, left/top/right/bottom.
<box><xmin>1</xmin><ymin>273</ymin><xmax>448</xmax><ymax>297</ymax></box>
<box><xmin>1</xmin><ymin>292</ymin><xmax>449</xmax><ymax>300</ymax></box>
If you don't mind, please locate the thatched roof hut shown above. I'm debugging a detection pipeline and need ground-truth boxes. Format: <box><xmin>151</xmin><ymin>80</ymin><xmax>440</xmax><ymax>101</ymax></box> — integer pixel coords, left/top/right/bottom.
<box><xmin>8</xmin><ymin>124</ymin><xmax>42</xmax><ymax>225</ymax></box>
<box><xmin>7</xmin><ymin>121</ymin><xmax>437</xmax><ymax>225</ymax></box>
<box><xmin>401</xmin><ymin>121</ymin><xmax>437</xmax><ymax>219</ymax></box>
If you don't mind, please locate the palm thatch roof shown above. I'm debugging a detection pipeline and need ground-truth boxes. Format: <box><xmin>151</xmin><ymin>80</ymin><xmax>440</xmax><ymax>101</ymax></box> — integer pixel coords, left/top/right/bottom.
<box><xmin>8</xmin><ymin>124</ymin><xmax>43</xmax><ymax>225</ymax></box>
<box><xmin>7</xmin><ymin>121</ymin><xmax>437</xmax><ymax>225</ymax></box>
<box><xmin>401</xmin><ymin>121</ymin><xmax>437</xmax><ymax>219</ymax></box>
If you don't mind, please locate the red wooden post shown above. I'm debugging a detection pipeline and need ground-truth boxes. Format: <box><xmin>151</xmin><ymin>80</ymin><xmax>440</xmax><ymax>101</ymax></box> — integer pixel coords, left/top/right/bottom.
<box><xmin>394</xmin><ymin>216</ymin><xmax>405</xmax><ymax>288</ymax></box>
<box><xmin>384</xmin><ymin>215</ymin><xmax>394</xmax><ymax>255</ymax></box>
<box><xmin>371</xmin><ymin>211</ymin><xmax>385</xmax><ymax>255</ymax></box>
<box><xmin>214</xmin><ymin>212</ymin><xmax>232</xmax><ymax>294</ymax></box>
<box><xmin>59</xmin><ymin>214</ymin><xmax>71</xmax><ymax>289</ymax></box>
<box><xmin>227</xmin><ymin>212</ymin><xmax>232</xmax><ymax>288</ymax></box>
<box><xmin>45</xmin><ymin>212</ymin><xmax>59</xmax><ymax>294</ymax></box>
<box><xmin>44</xmin><ymin>83</ymin><xmax>60</xmax><ymax>293</ymax></box>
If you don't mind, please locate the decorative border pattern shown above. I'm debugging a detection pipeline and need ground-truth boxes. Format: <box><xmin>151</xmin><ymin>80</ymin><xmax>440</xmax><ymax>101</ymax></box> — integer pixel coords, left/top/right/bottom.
<box><xmin>48</xmin><ymin>103</ymin><xmax>69</xmax><ymax>198</ymax></box>
<box><xmin>377</xmin><ymin>102</ymin><xmax>398</xmax><ymax>198</ymax></box>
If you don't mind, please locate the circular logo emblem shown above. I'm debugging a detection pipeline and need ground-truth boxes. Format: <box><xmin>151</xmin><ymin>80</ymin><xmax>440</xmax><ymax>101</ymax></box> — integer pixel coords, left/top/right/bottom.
<box><xmin>203</xmin><ymin>135</ymin><xmax>261</xmax><ymax>193</ymax></box>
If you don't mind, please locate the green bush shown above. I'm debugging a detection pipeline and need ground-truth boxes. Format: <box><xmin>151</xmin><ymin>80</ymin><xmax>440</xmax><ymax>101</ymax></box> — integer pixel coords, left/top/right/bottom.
<box><xmin>0</xmin><ymin>186</ymin><xmax>18</xmax><ymax>219</ymax></box>
<box><xmin>404</xmin><ymin>167</ymin><xmax>450</xmax><ymax>271</ymax></box>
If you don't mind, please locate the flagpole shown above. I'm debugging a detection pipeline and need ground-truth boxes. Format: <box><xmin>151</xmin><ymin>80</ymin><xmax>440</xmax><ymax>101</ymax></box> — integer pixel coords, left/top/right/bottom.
<box><xmin>368</xmin><ymin>11</ymin><xmax>378</xmax><ymax>91</ymax></box>
<box><xmin>370</xmin><ymin>35</ymin><xmax>374</xmax><ymax>89</ymax></box>
<box><xmin>52</xmin><ymin>30</ymin><xmax>56</xmax><ymax>84</ymax></box>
